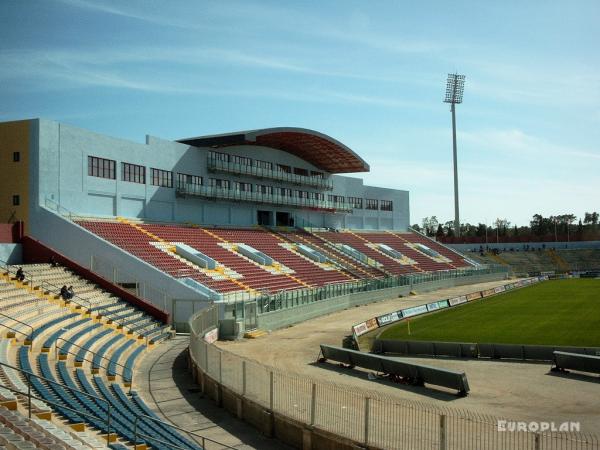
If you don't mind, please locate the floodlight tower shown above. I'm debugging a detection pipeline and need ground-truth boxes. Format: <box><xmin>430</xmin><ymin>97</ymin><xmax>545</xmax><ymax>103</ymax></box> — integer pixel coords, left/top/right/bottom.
<box><xmin>444</xmin><ymin>73</ymin><xmax>465</xmax><ymax>237</ymax></box>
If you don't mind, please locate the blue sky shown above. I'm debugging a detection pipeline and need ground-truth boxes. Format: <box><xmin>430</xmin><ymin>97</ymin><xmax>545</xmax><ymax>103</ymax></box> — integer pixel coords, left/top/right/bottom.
<box><xmin>1</xmin><ymin>0</ymin><xmax>599</xmax><ymax>227</ymax></box>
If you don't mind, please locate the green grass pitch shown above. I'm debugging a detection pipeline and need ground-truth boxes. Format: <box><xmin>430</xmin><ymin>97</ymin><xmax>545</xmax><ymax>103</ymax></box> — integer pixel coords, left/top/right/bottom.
<box><xmin>379</xmin><ymin>279</ymin><xmax>600</xmax><ymax>346</ymax></box>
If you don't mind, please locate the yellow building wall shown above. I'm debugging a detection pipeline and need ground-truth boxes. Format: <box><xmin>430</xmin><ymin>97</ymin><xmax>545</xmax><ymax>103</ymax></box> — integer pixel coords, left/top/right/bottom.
<box><xmin>0</xmin><ymin>120</ymin><xmax>30</xmax><ymax>229</ymax></box>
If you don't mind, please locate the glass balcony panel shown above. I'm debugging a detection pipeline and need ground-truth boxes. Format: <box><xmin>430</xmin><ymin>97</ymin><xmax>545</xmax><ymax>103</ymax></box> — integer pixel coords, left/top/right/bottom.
<box><xmin>207</xmin><ymin>157</ymin><xmax>334</xmax><ymax>190</ymax></box>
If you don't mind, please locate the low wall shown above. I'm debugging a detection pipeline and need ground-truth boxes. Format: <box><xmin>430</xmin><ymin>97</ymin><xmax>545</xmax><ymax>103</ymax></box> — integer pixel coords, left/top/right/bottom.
<box><xmin>0</xmin><ymin>244</ymin><xmax>21</xmax><ymax>264</ymax></box>
<box><xmin>21</xmin><ymin>236</ymin><xmax>170</xmax><ymax>323</ymax></box>
<box><xmin>450</xmin><ymin>240</ymin><xmax>600</xmax><ymax>252</ymax></box>
<box><xmin>188</xmin><ymin>306</ymin><xmax>595</xmax><ymax>450</ymax></box>
<box><xmin>28</xmin><ymin>207</ymin><xmax>211</xmax><ymax>325</ymax></box>
<box><xmin>256</xmin><ymin>272</ymin><xmax>505</xmax><ymax>332</ymax></box>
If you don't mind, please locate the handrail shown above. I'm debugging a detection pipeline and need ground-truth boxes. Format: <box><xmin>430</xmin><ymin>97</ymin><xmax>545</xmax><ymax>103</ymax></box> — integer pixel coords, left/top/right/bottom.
<box><xmin>0</xmin><ymin>311</ymin><xmax>34</xmax><ymax>349</ymax></box>
<box><xmin>134</xmin><ymin>412</ymin><xmax>237</xmax><ymax>450</ymax></box>
<box><xmin>40</xmin><ymin>278</ymin><xmax>92</xmax><ymax>312</ymax></box>
<box><xmin>2</xmin><ymin>262</ymin><xmax>36</xmax><ymax>290</ymax></box>
<box><xmin>177</xmin><ymin>182</ymin><xmax>352</xmax><ymax>212</ymax></box>
<box><xmin>2</xmin><ymin>258</ymin><xmax>92</xmax><ymax>320</ymax></box>
<box><xmin>55</xmin><ymin>336</ymin><xmax>135</xmax><ymax>391</ymax></box>
<box><xmin>207</xmin><ymin>156</ymin><xmax>334</xmax><ymax>190</ymax></box>
<box><xmin>44</xmin><ymin>197</ymin><xmax>76</xmax><ymax>220</ymax></box>
<box><xmin>0</xmin><ymin>359</ymin><xmax>112</xmax><ymax>442</ymax></box>
<box><xmin>12</xmin><ymin>264</ymin><xmax>142</xmax><ymax>339</ymax></box>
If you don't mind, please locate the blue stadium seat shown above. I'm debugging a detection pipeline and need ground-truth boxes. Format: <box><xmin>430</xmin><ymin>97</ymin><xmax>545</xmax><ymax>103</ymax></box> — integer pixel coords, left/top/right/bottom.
<box><xmin>29</xmin><ymin>313</ymin><xmax>79</xmax><ymax>341</ymax></box>
<box><xmin>92</xmin><ymin>334</ymin><xmax>125</xmax><ymax>370</ymax></box>
<box><xmin>59</xmin><ymin>322</ymin><xmax>103</xmax><ymax>357</ymax></box>
<box><xmin>42</xmin><ymin>318</ymin><xmax>89</xmax><ymax>349</ymax></box>
<box><xmin>75</xmin><ymin>329</ymin><xmax>112</xmax><ymax>363</ymax></box>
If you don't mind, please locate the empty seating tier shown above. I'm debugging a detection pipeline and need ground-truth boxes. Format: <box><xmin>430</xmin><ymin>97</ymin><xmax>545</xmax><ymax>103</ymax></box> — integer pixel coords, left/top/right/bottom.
<box><xmin>76</xmin><ymin>220</ymin><xmax>473</xmax><ymax>299</ymax></box>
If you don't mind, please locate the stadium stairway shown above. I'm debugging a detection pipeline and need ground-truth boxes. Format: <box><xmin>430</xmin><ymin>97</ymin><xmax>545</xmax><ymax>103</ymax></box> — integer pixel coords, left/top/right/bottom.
<box><xmin>276</xmin><ymin>228</ymin><xmax>386</xmax><ymax>279</ymax></box>
<box><xmin>13</xmin><ymin>264</ymin><xmax>173</xmax><ymax>345</ymax></box>
<box><xmin>0</xmin><ymin>264</ymin><xmax>205</xmax><ymax>449</ymax></box>
<box><xmin>212</xmin><ymin>227</ymin><xmax>355</xmax><ymax>287</ymax></box>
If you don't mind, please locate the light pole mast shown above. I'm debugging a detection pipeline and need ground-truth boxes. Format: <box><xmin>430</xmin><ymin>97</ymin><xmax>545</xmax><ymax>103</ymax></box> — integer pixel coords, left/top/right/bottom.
<box><xmin>444</xmin><ymin>73</ymin><xmax>465</xmax><ymax>237</ymax></box>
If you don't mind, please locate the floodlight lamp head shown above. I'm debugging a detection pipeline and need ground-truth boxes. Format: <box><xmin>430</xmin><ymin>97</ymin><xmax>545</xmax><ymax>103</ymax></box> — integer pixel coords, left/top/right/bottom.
<box><xmin>444</xmin><ymin>73</ymin><xmax>465</xmax><ymax>104</ymax></box>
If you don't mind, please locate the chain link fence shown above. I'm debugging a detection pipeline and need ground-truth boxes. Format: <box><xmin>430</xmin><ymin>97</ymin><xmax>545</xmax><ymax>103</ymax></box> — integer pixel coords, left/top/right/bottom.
<box><xmin>189</xmin><ymin>306</ymin><xmax>599</xmax><ymax>450</ymax></box>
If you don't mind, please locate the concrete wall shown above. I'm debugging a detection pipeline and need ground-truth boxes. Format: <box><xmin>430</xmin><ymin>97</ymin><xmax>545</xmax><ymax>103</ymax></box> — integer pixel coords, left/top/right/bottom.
<box><xmin>30</xmin><ymin>119</ymin><xmax>409</xmax><ymax>230</ymax></box>
<box><xmin>0</xmin><ymin>120</ymin><xmax>30</xmax><ymax>228</ymax></box>
<box><xmin>0</xmin><ymin>244</ymin><xmax>22</xmax><ymax>264</ymax></box>
<box><xmin>28</xmin><ymin>207</ymin><xmax>213</xmax><ymax>325</ymax></box>
<box><xmin>256</xmin><ymin>272</ymin><xmax>505</xmax><ymax>332</ymax></box>
<box><xmin>450</xmin><ymin>241</ymin><xmax>600</xmax><ymax>252</ymax></box>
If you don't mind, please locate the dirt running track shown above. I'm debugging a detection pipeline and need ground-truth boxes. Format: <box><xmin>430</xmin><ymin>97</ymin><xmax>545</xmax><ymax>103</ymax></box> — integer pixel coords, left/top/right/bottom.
<box><xmin>216</xmin><ymin>279</ymin><xmax>600</xmax><ymax>434</ymax></box>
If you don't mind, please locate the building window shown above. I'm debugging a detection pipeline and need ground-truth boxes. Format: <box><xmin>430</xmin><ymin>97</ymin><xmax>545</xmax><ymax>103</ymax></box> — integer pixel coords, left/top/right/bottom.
<box><xmin>295</xmin><ymin>190</ymin><xmax>309</xmax><ymax>199</ymax></box>
<box><xmin>366</xmin><ymin>199</ymin><xmax>379</xmax><ymax>210</ymax></box>
<box><xmin>122</xmin><ymin>162</ymin><xmax>145</xmax><ymax>184</ymax></box>
<box><xmin>232</xmin><ymin>155</ymin><xmax>252</xmax><ymax>166</ymax></box>
<box><xmin>209</xmin><ymin>178</ymin><xmax>230</xmax><ymax>189</ymax></box>
<box><xmin>151</xmin><ymin>168</ymin><xmax>173</xmax><ymax>188</ymax></box>
<box><xmin>88</xmin><ymin>156</ymin><xmax>116</xmax><ymax>179</ymax></box>
<box><xmin>257</xmin><ymin>184</ymin><xmax>273</xmax><ymax>195</ymax></box>
<box><xmin>234</xmin><ymin>181</ymin><xmax>253</xmax><ymax>192</ymax></box>
<box><xmin>310</xmin><ymin>171</ymin><xmax>323</xmax><ymax>178</ymax></box>
<box><xmin>277</xmin><ymin>164</ymin><xmax>291</xmax><ymax>173</ymax></box>
<box><xmin>293</xmin><ymin>167</ymin><xmax>309</xmax><ymax>177</ymax></box>
<box><xmin>255</xmin><ymin>160</ymin><xmax>273</xmax><ymax>171</ymax></box>
<box><xmin>208</xmin><ymin>151</ymin><xmax>230</xmax><ymax>162</ymax></box>
<box><xmin>348</xmin><ymin>197</ymin><xmax>363</xmax><ymax>209</ymax></box>
<box><xmin>279</xmin><ymin>187</ymin><xmax>292</xmax><ymax>197</ymax></box>
<box><xmin>310</xmin><ymin>192</ymin><xmax>325</xmax><ymax>201</ymax></box>
<box><xmin>12</xmin><ymin>195</ymin><xmax>20</xmax><ymax>206</ymax></box>
<box><xmin>177</xmin><ymin>173</ymin><xmax>203</xmax><ymax>187</ymax></box>
<box><xmin>328</xmin><ymin>194</ymin><xmax>345</xmax><ymax>204</ymax></box>
<box><xmin>380</xmin><ymin>200</ymin><xmax>393</xmax><ymax>211</ymax></box>
<box><xmin>13</xmin><ymin>152</ymin><xmax>20</xmax><ymax>162</ymax></box>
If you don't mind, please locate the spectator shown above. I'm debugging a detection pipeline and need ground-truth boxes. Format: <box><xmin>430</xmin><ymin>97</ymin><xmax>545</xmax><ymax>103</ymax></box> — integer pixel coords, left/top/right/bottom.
<box><xmin>60</xmin><ymin>285</ymin><xmax>69</xmax><ymax>300</ymax></box>
<box><xmin>67</xmin><ymin>286</ymin><xmax>75</xmax><ymax>300</ymax></box>
<box><xmin>15</xmin><ymin>267</ymin><xmax>25</xmax><ymax>282</ymax></box>
<box><xmin>50</xmin><ymin>256</ymin><xmax>58</xmax><ymax>267</ymax></box>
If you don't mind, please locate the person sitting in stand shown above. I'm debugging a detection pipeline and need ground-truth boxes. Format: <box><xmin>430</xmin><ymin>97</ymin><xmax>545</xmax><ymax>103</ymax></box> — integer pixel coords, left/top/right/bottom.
<box><xmin>60</xmin><ymin>285</ymin><xmax>69</xmax><ymax>300</ymax></box>
<box><xmin>50</xmin><ymin>256</ymin><xmax>58</xmax><ymax>267</ymax></box>
<box><xmin>67</xmin><ymin>285</ymin><xmax>75</xmax><ymax>300</ymax></box>
<box><xmin>15</xmin><ymin>267</ymin><xmax>25</xmax><ymax>282</ymax></box>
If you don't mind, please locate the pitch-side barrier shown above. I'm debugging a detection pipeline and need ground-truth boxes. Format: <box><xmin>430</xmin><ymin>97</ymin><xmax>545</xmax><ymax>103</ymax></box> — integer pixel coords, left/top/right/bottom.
<box><xmin>318</xmin><ymin>344</ymin><xmax>470</xmax><ymax>396</ymax></box>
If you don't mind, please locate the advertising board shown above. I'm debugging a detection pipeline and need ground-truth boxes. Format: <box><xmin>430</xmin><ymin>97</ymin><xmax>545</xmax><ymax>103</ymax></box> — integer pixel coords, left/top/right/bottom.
<box><xmin>466</xmin><ymin>291</ymin><xmax>482</xmax><ymax>301</ymax></box>
<box><xmin>376</xmin><ymin>311</ymin><xmax>400</xmax><ymax>327</ymax></box>
<box><xmin>449</xmin><ymin>295</ymin><xmax>468</xmax><ymax>306</ymax></box>
<box><xmin>402</xmin><ymin>304</ymin><xmax>428</xmax><ymax>318</ymax></box>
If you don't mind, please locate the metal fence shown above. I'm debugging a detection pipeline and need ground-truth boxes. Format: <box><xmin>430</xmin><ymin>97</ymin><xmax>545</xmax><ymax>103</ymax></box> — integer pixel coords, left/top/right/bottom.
<box><xmin>90</xmin><ymin>254</ymin><xmax>169</xmax><ymax>311</ymax></box>
<box><xmin>189</xmin><ymin>307</ymin><xmax>599</xmax><ymax>450</ymax></box>
<box><xmin>251</xmin><ymin>264</ymin><xmax>509</xmax><ymax>314</ymax></box>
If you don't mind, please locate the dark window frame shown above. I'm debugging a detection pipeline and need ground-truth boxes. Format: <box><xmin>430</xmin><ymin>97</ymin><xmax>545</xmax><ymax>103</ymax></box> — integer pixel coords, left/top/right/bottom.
<box><xmin>380</xmin><ymin>200</ymin><xmax>393</xmax><ymax>211</ymax></box>
<box><xmin>88</xmin><ymin>156</ymin><xmax>116</xmax><ymax>179</ymax></box>
<box><xmin>348</xmin><ymin>197</ymin><xmax>363</xmax><ymax>209</ymax></box>
<box><xmin>366</xmin><ymin>199</ymin><xmax>379</xmax><ymax>210</ymax></box>
<box><xmin>122</xmin><ymin>162</ymin><xmax>146</xmax><ymax>184</ymax></box>
<box><xmin>151</xmin><ymin>168</ymin><xmax>173</xmax><ymax>188</ymax></box>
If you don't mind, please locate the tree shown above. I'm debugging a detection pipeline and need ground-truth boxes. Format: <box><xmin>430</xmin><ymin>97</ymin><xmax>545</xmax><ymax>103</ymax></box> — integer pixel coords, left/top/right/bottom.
<box><xmin>421</xmin><ymin>216</ymin><xmax>439</xmax><ymax>237</ymax></box>
<box><xmin>411</xmin><ymin>223</ymin><xmax>422</xmax><ymax>232</ymax></box>
<box><xmin>584</xmin><ymin>212</ymin><xmax>598</xmax><ymax>226</ymax></box>
<box><xmin>436</xmin><ymin>224</ymin><xmax>445</xmax><ymax>238</ymax></box>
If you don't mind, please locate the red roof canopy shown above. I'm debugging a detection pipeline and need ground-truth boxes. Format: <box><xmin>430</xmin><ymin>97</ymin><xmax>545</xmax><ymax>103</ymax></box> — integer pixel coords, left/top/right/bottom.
<box><xmin>178</xmin><ymin>127</ymin><xmax>369</xmax><ymax>174</ymax></box>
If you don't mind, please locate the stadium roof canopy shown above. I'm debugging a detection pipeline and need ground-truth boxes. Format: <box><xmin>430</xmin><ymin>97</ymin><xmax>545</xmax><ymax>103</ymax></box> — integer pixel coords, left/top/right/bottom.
<box><xmin>177</xmin><ymin>127</ymin><xmax>369</xmax><ymax>174</ymax></box>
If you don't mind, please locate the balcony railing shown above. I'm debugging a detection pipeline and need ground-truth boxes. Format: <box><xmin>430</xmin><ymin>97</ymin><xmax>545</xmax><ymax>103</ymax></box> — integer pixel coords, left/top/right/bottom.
<box><xmin>177</xmin><ymin>183</ymin><xmax>351</xmax><ymax>213</ymax></box>
<box><xmin>207</xmin><ymin>157</ymin><xmax>334</xmax><ymax>190</ymax></box>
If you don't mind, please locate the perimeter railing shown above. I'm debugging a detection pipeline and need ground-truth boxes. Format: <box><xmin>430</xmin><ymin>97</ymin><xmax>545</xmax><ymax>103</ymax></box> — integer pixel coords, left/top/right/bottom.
<box><xmin>189</xmin><ymin>306</ymin><xmax>599</xmax><ymax>450</ymax></box>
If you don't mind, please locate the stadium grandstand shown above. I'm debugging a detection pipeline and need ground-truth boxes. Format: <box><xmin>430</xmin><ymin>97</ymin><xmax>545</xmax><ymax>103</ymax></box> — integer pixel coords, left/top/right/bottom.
<box><xmin>1</xmin><ymin>118</ymin><xmax>598</xmax><ymax>449</ymax></box>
